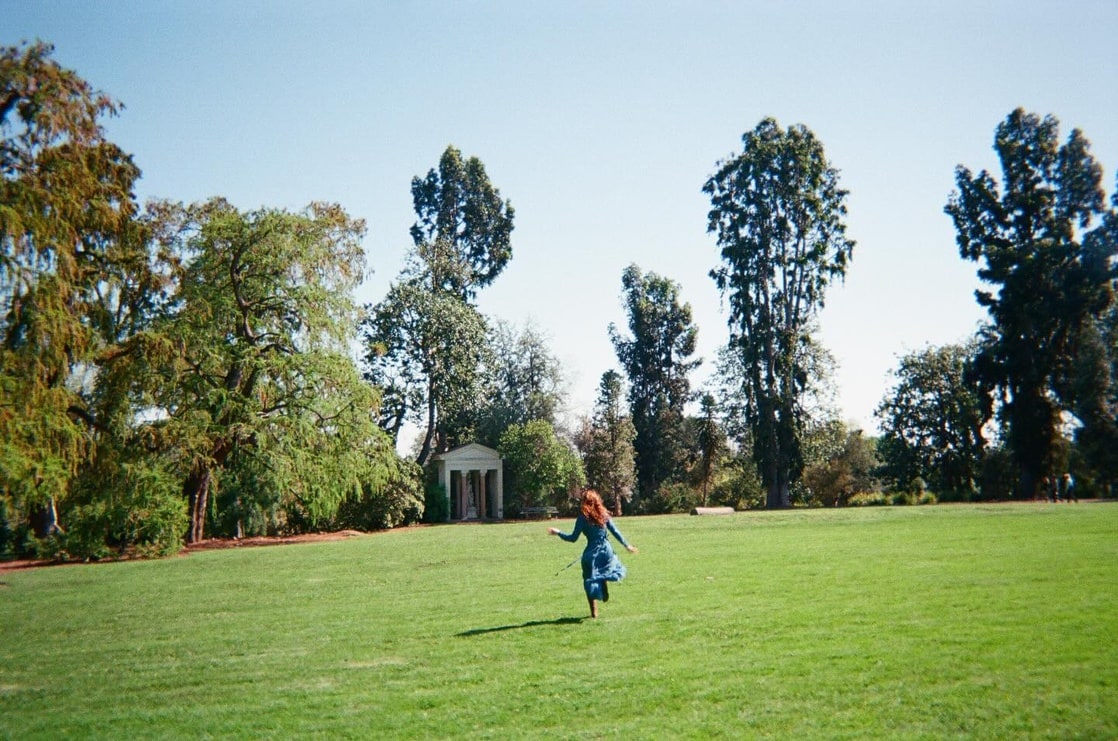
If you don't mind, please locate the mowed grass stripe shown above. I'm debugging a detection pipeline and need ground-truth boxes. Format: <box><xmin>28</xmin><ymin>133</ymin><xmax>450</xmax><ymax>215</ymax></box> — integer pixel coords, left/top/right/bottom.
<box><xmin>1</xmin><ymin>504</ymin><xmax>1115</xmax><ymax>738</ymax></box>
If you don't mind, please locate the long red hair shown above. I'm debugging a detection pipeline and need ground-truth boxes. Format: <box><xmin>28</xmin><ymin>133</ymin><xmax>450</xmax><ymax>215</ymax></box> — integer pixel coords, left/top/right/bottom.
<box><xmin>580</xmin><ymin>489</ymin><xmax>609</xmax><ymax>527</ymax></box>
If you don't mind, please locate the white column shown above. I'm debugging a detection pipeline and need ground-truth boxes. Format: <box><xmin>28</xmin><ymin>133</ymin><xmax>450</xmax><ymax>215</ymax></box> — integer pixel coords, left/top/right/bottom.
<box><xmin>440</xmin><ymin>462</ymin><xmax>451</xmax><ymax>522</ymax></box>
<box><xmin>456</xmin><ymin>470</ymin><xmax>464</xmax><ymax>519</ymax></box>
<box><xmin>479</xmin><ymin>472</ymin><xmax>488</xmax><ymax>520</ymax></box>
<box><xmin>496</xmin><ymin>463</ymin><xmax>504</xmax><ymax>519</ymax></box>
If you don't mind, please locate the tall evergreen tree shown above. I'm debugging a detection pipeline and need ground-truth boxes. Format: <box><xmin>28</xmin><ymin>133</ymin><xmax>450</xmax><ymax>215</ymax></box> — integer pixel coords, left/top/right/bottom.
<box><xmin>409</xmin><ymin>145</ymin><xmax>514</xmax><ymax>302</ymax></box>
<box><xmin>609</xmin><ymin>264</ymin><xmax>699</xmax><ymax>506</ymax></box>
<box><xmin>1068</xmin><ymin>303</ymin><xmax>1118</xmax><ymax>494</ymax></box>
<box><xmin>576</xmin><ymin>370</ymin><xmax>637</xmax><ymax>515</ymax></box>
<box><xmin>364</xmin><ymin>145</ymin><xmax>514</xmax><ymax>465</ymax></box>
<box><xmin>692</xmin><ymin>394</ymin><xmax>727</xmax><ymax>507</ymax></box>
<box><xmin>946</xmin><ymin>109</ymin><xmax>1116</xmax><ymax>498</ymax></box>
<box><xmin>1067</xmin><ymin>181</ymin><xmax>1118</xmax><ymax>493</ymax></box>
<box><xmin>705</xmin><ymin>118</ymin><xmax>854</xmax><ymax>508</ymax></box>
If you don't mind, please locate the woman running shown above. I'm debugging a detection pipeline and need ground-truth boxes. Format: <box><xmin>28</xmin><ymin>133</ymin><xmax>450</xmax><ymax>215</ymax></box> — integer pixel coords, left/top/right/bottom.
<box><xmin>548</xmin><ymin>489</ymin><xmax>637</xmax><ymax>618</ymax></box>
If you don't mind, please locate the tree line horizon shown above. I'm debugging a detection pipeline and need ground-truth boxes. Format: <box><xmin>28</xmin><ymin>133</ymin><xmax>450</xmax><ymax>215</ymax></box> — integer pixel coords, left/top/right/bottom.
<box><xmin>2</xmin><ymin>41</ymin><xmax>1116</xmax><ymax>561</ymax></box>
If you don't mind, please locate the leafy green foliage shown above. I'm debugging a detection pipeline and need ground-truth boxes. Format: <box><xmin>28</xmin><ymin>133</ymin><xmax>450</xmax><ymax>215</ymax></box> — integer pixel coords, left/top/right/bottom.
<box><xmin>409</xmin><ymin>145</ymin><xmax>514</xmax><ymax>301</ymax></box>
<box><xmin>58</xmin><ymin>457</ymin><xmax>187</xmax><ymax>560</ymax></box>
<box><xmin>1067</xmin><ymin>200</ymin><xmax>1118</xmax><ymax>492</ymax></box>
<box><xmin>365</xmin><ymin>145</ymin><xmax>514</xmax><ymax>465</ymax></box>
<box><xmin>689</xmin><ymin>393</ymin><xmax>728</xmax><ymax>506</ymax></box>
<box><xmin>946</xmin><ymin>109</ymin><xmax>1117</xmax><ymax>497</ymax></box>
<box><xmin>0</xmin><ymin>44</ymin><xmax>425</xmax><ymax>556</ymax></box>
<box><xmin>706</xmin><ymin>454</ymin><xmax>765</xmax><ymax>510</ymax></box>
<box><xmin>875</xmin><ymin>343</ymin><xmax>987</xmax><ymax>499</ymax></box>
<box><xmin>799</xmin><ymin>421</ymin><xmax>880</xmax><ymax>507</ymax></box>
<box><xmin>1</xmin><ymin>41</ymin><xmax>143</xmax><ymax>531</ymax></box>
<box><xmin>421</xmin><ymin>479</ymin><xmax>449</xmax><ymax>524</ymax></box>
<box><xmin>133</xmin><ymin>199</ymin><xmax>391</xmax><ymax>542</ymax></box>
<box><xmin>575</xmin><ymin>370</ymin><xmax>636</xmax><ymax>514</ymax></box>
<box><xmin>328</xmin><ymin>455</ymin><xmax>424</xmax><ymax>532</ymax></box>
<box><xmin>498</xmin><ymin>419</ymin><xmax>585</xmax><ymax>511</ymax></box>
<box><xmin>705</xmin><ymin>118</ymin><xmax>854</xmax><ymax>507</ymax></box>
<box><xmin>610</xmin><ymin>264</ymin><xmax>699</xmax><ymax>506</ymax></box>
<box><xmin>363</xmin><ymin>279</ymin><xmax>489</xmax><ymax>460</ymax></box>
<box><xmin>472</xmin><ymin>319</ymin><xmax>567</xmax><ymax>448</ymax></box>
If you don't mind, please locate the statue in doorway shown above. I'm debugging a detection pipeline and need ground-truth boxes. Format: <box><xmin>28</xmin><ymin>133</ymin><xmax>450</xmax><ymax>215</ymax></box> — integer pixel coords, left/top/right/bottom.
<box><xmin>466</xmin><ymin>476</ymin><xmax>478</xmax><ymax>518</ymax></box>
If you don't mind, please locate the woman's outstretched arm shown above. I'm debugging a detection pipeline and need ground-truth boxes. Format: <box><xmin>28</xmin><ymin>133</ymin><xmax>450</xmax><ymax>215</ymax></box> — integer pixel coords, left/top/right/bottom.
<box><xmin>606</xmin><ymin>519</ymin><xmax>638</xmax><ymax>553</ymax></box>
<box><xmin>549</xmin><ymin>516</ymin><xmax>584</xmax><ymax>542</ymax></box>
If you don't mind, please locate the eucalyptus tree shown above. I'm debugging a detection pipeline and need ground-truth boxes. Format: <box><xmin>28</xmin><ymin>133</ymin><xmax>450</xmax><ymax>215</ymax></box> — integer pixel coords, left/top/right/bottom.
<box><xmin>365</xmin><ymin>145</ymin><xmax>514</xmax><ymax>465</ymax></box>
<box><xmin>609</xmin><ymin>264</ymin><xmax>700</xmax><ymax>505</ymax></box>
<box><xmin>576</xmin><ymin>370</ymin><xmax>637</xmax><ymax>515</ymax></box>
<box><xmin>705</xmin><ymin>118</ymin><xmax>854</xmax><ymax>507</ymax></box>
<box><xmin>142</xmin><ymin>199</ymin><xmax>387</xmax><ymax>543</ymax></box>
<box><xmin>946</xmin><ymin>109</ymin><xmax>1117</xmax><ymax>498</ymax></box>
<box><xmin>0</xmin><ymin>42</ymin><xmax>146</xmax><ymax>537</ymax></box>
<box><xmin>875</xmin><ymin>343</ymin><xmax>987</xmax><ymax>498</ymax></box>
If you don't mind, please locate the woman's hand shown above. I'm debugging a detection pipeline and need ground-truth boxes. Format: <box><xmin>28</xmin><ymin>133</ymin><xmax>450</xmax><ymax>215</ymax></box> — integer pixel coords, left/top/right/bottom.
<box><xmin>627</xmin><ymin>545</ymin><xmax>639</xmax><ymax>554</ymax></box>
<box><xmin>547</xmin><ymin>527</ymin><xmax>559</xmax><ymax>536</ymax></box>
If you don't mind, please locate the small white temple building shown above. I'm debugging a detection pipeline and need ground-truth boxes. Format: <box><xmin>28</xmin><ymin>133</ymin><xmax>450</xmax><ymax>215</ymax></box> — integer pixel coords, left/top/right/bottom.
<box><xmin>430</xmin><ymin>443</ymin><xmax>504</xmax><ymax>521</ymax></box>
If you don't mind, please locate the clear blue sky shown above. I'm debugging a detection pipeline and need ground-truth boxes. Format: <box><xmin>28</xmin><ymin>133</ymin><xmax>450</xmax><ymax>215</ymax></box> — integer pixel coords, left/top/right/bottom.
<box><xmin>6</xmin><ymin>1</ymin><xmax>1118</xmax><ymax>442</ymax></box>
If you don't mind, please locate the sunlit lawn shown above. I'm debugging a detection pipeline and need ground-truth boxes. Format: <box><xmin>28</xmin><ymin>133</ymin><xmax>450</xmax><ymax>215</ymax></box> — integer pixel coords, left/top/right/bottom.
<box><xmin>1</xmin><ymin>503</ymin><xmax>1116</xmax><ymax>738</ymax></box>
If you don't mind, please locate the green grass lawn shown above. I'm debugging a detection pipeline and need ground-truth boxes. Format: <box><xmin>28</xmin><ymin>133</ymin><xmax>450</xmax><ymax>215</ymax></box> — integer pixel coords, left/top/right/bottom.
<box><xmin>2</xmin><ymin>503</ymin><xmax>1116</xmax><ymax>739</ymax></box>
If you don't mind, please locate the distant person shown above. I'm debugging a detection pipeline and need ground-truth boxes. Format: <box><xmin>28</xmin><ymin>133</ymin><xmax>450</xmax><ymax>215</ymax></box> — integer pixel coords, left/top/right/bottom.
<box><xmin>548</xmin><ymin>489</ymin><xmax>638</xmax><ymax>619</ymax></box>
<box><xmin>1062</xmin><ymin>473</ymin><xmax>1077</xmax><ymax>503</ymax></box>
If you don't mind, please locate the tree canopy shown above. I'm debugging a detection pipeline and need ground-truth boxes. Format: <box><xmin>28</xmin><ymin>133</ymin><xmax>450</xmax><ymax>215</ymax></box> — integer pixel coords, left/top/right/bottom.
<box><xmin>705</xmin><ymin>118</ymin><xmax>854</xmax><ymax>508</ymax></box>
<box><xmin>498</xmin><ymin>419</ymin><xmax>585</xmax><ymax>512</ymax></box>
<box><xmin>1</xmin><ymin>41</ymin><xmax>143</xmax><ymax>536</ymax></box>
<box><xmin>473</xmin><ymin>319</ymin><xmax>567</xmax><ymax>448</ymax></box>
<box><xmin>9</xmin><ymin>40</ymin><xmax>1118</xmax><ymax>561</ymax></box>
<box><xmin>409</xmin><ymin>145</ymin><xmax>514</xmax><ymax>302</ymax></box>
<box><xmin>609</xmin><ymin>264</ymin><xmax>699</xmax><ymax>507</ymax></box>
<box><xmin>946</xmin><ymin>109</ymin><xmax>1117</xmax><ymax>497</ymax></box>
<box><xmin>576</xmin><ymin>370</ymin><xmax>637</xmax><ymax>515</ymax></box>
<box><xmin>875</xmin><ymin>343</ymin><xmax>987</xmax><ymax>498</ymax></box>
<box><xmin>364</xmin><ymin>145</ymin><xmax>514</xmax><ymax>466</ymax></box>
<box><xmin>141</xmin><ymin>199</ymin><xmax>380</xmax><ymax>542</ymax></box>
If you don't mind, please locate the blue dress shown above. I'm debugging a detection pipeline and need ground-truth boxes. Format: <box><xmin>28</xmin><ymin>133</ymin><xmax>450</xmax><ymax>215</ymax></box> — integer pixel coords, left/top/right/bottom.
<box><xmin>557</xmin><ymin>514</ymin><xmax>630</xmax><ymax>600</ymax></box>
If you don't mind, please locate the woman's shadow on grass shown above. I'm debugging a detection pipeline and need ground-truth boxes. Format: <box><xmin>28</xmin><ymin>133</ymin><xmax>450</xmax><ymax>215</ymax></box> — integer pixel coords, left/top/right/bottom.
<box><xmin>456</xmin><ymin>616</ymin><xmax>586</xmax><ymax>637</ymax></box>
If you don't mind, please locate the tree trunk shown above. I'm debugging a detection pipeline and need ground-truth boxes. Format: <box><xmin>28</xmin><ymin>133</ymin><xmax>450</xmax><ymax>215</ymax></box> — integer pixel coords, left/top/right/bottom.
<box><xmin>766</xmin><ymin>479</ymin><xmax>791</xmax><ymax>509</ymax></box>
<box><xmin>416</xmin><ymin>378</ymin><xmax>437</xmax><ymax>467</ymax></box>
<box><xmin>185</xmin><ymin>464</ymin><xmax>212</xmax><ymax>544</ymax></box>
<box><xmin>1018</xmin><ymin>467</ymin><xmax>1039</xmax><ymax>501</ymax></box>
<box><xmin>30</xmin><ymin>497</ymin><xmax>63</xmax><ymax>539</ymax></box>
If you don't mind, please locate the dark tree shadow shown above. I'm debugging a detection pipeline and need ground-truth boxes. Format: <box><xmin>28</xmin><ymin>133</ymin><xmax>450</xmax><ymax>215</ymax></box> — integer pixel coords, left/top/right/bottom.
<box><xmin>456</xmin><ymin>616</ymin><xmax>586</xmax><ymax>637</ymax></box>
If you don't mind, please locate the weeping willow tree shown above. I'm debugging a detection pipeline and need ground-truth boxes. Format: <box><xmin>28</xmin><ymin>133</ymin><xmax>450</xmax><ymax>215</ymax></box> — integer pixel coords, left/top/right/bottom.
<box><xmin>142</xmin><ymin>199</ymin><xmax>405</xmax><ymax>543</ymax></box>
